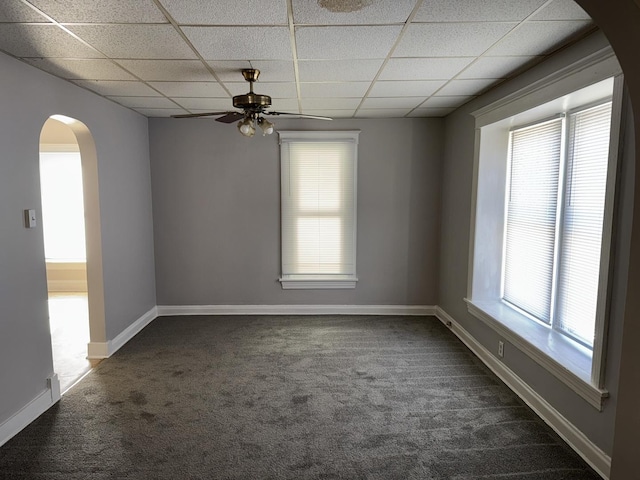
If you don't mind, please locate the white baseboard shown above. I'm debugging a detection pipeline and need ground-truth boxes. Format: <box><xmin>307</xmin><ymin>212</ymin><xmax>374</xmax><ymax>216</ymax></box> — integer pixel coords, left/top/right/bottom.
<box><xmin>0</xmin><ymin>375</ymin><xmax>60</xmax><ymax>448</ymax></box>
<box><xmin>434</xmin><ymin>307</ymin><xmax>611</xmax><ymax>480</ymax></box>
<box><xmin>156</xmin><ymin>304</ymin><xmax>436</xmax><ymax>316</ymax></box>
<box><xmin>87</xmin><ymin>306</ymin><xmax>157</xmax><ymax>359</ymax></box>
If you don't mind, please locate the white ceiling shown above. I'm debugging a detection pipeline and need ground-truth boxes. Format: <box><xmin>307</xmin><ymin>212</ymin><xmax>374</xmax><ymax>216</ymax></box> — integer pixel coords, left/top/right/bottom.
<box><xmin>0</xmin><ymin>0</ymin><xmax>594</xmax><ymax>118</ymax></box>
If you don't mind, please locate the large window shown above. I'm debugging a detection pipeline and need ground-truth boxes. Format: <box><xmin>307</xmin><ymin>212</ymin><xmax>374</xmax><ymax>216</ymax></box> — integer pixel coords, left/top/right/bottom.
<box><xmin>504</xmin><ymin>102</ymin><xmax>612</xmax><ymax>348</ymax></box>
<box><xmin>279</xmin><ymin>131</ymin><xmax>359</xmax><ymax>289</ymax></box>
<box><xmin>466</xmin><ymin>47</ymin><xmax>623</xmax><ymax>410</ymax></box>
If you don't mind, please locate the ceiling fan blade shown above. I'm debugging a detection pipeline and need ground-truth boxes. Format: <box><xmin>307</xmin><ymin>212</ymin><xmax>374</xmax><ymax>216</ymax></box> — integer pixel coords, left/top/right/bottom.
<box><xmin>215</xmin><ymin>112</ymin><xmax>245</xmax><ymax>123</ymax></box>
<box><xmin>265</xmin><ymin>111</ymin><xmax>333</xmax><ymax>121</ymax></box>
<box><xmin>171</xmin><ymin>111</ymin><xmax>234</xmax><ymax>119</ymax></box>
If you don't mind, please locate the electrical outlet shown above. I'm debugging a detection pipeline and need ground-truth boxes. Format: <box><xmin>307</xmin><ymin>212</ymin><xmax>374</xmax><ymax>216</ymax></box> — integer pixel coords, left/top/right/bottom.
<box><xmin>498</xmin><ymin>341</ymin><xmax>504</xmax><ymax>358</ymax></box>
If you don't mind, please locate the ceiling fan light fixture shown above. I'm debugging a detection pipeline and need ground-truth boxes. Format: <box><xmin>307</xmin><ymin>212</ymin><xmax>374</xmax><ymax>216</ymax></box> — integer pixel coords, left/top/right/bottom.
<box><xmin>258</xmin><ymin>117</ymin><xmax>274</xmax><ymax>136</ymax></box>
<box><xmin>237</xmin><ymin>117</ymin><xmax>255</xmax><ymax>137</ymax></box>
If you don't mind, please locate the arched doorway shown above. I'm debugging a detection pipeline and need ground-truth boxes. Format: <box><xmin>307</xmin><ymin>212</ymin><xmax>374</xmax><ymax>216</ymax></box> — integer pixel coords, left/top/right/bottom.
<box><xmin>39</xmin><ymin>114</ymin><xmax>106</xmax><ymax>393</ymax></box>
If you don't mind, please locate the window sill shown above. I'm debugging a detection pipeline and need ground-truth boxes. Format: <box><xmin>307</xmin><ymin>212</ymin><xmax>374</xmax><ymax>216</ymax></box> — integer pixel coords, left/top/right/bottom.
<box><xmin>279</xmin><ymin>275</ymin><xmax>358</xmax><ymax>290</ymax></box>
<box><xmin>465</xmin><ymin>298</ymin><xmax>608</xmax><ymax>411</ymax></box>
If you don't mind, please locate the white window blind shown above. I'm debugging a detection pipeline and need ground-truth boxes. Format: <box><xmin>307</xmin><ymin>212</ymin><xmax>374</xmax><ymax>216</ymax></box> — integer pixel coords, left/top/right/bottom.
<box><xmin>280</xmin><ymin>132</ymin><xmax>358</xmax><ymax>284</ymax></box>
<box><xmin>556</xmin><ymin>102</ymin><xmax>612</xmax><ymax>346</ymax></box>
<box><xmin>503</xmin><ymin>118</ymin><xmax>563</xmax><ymax>323</ymax></box>
<box><xmin>39</xmin><ymin>151</ymin><xmax>86</xmax><ymax>261</ymax></box>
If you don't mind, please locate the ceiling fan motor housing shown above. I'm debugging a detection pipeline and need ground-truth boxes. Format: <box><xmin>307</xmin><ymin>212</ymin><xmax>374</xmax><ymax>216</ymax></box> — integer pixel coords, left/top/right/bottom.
<box><xmin>233</xmin><ymin>93</ymin><xmax>272</xmax><ymax>111</ymax></box>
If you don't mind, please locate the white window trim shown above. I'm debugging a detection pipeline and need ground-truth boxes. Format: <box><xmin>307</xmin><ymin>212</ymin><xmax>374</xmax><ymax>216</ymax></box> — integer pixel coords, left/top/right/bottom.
<box><xmin>467</xmin><ymin>45</ymin><xmax>623</xmax><ymax>411</ymax></box>
<box><xmin>278</xmin><ymin>130</ymin><xmax>359</xmax><ymax>290</ymax></box>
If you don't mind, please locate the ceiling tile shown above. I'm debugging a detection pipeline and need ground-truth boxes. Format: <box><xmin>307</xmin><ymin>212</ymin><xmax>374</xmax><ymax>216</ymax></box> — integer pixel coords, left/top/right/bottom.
<box><xmin>29</xmin><ymin>0</ymin><xmax>167</xmax><ymax>23</ymax></box>
<box><xmin>530</xmin><ymin>0</ymin><xmax>592</xmax><ymax>20</ymax></box>
<box><xmin>422</xmin><ymin>96</ymin><xmax>474</xmax><ymax>108</ymax></box>
<box><xmin>0</xmin><ymin>24</ymin><xmax>101</xmax><ymax>58</ymax></box>
<box><xmin>172</xmin><ymin>97</ymin><xmax>234</xmax><ymax>110</ymax></box>
<box><xmin>301</xmin><ymin>97</ymin><xmax>361</xmax><ymax>109</ymax></box>
<box><xmin>300</xmin><ymin>109</ymin><xmax>354</xmax><ymax>118</ymax></box>
<box><xmin>67</xmin><ymin>24</ymin><xmax>197</xmax><ymax>59</ymax></box>
<box><xmin>205</xmin><ymin>60</ymin><xmax>253</xmax><ymax>81</ymax></box>
<box><xmin>368</xmin><ymin>80</ymin><xmax>444</xmax><ymax>97</ymax></box>
<box><xmin>408</xmin><ymin>107</ymin><xmax>456</xmax><ymax>117</ymax></box>
<box><xmin>135</xmin><ymin>108</ymin><xmax>188</xmax><ymax>117</ymax></box>
<box><xmin>300</xmin><ymin>82</ymin><xmax>371</xmax><ymax>98</ymax></box>
<box><xmin>487</xmin><ymin>20</ymin><xmax>593</xmax><ymax>56</ymax></box>
<box><xmin>24</xmin><ymin>58</ymin><xmax>136</xmax><ymax>80</ymax></box>
<box><xmin>247</xmin><ymin>61</ymin><xmax>296</xmax><ymax>82</ymax></box>
<box><xmin>296</xmin><ymin>26</ymin><xmax>402</xmax><ymax>60</ymax></box>
<box><xmin>270</xmin><ymin>99</ymin><xmax>300</xmax><ymax>111</ymax></box>
<box><xmin>161</xmin><ymin>0</ymin><xmax>288</xmax><ymax>25</ymax></box>
<box><xmin>292</xmin><ymin>0</ymin><xmax>418</xmax><ymax>24</ymax></box>
<box><xmin>414</xmin><ymin>0</ymin><xmax>547</xmax><ymax>22</ymax></box>
<box><xmin>356</xmin><ymin>109</ymin><xmax>412</xmax><ymax>118</ymax></box>
<box><xmin>380</xmin><ymin>58</ymin><xmax>473</xmax><ymax>80</ymax></box>
<box><xmin>149</xmin><ymin>81</ymin><xmax>227</xmax><ymax>97</ymax></box>
<box><xmin>298</xmin><ymin>59</ymin><xmax>384</xmax><ymax>82</ymax></box>
<box><xmin>73</xmin><ymin>80</ymin><xmax>161</xmax><ymax>96</ymax></box>
<box><xmin>108</xmin><ymin>96</ymin><xmax>178</xmax><ymax>108</ymax></box>
<box><xmin>116</xmin><ymin>60</ymin><xmax>214</xmax><ymax>81</ymax></box>
<box><xmin>0</xmin><ymin>2</ymin><xmax>49</xmax><ymax>22</ymax></box>
<box><xmin>436</xmin><ymin>78</ymin><xmax>497</xmax><ymax>96</ymax></box>
<box><xmin>394</xmin><ymin>23</ymin><xmax>517</xmax><ymax>57</ymax></box>
<box><xmin>457</xmin><ymin>56</ymin><xmax>540</xmax><ymax>79</ymax></box>
<box><xmin>226</xmin><ymin>82</ymin><xmax>297</xmax><ymax>98</ymax></box>
<box><xmin>360</xmin><ymin>97</ymin><xmax>426</xmax><ymax>109</ymax></box>
<box><xmin>183</xmin><ymin>26</ymin><xmax>292</xmax><ymax>60</ymax></box>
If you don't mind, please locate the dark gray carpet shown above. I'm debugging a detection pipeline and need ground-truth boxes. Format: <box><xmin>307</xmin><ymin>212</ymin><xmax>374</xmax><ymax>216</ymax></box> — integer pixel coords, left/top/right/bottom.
<box><xmin>0</xmin><ymin>315</ymin><xmax>600</xmax><ymax>479</ymax></box>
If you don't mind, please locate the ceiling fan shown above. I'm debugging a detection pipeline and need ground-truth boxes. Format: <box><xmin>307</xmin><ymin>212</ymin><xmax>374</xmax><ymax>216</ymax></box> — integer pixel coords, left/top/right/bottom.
<box><xmin>171</xmin><ymin>69</ymin><xmax>332</xmax><ymax>137</ymax></box>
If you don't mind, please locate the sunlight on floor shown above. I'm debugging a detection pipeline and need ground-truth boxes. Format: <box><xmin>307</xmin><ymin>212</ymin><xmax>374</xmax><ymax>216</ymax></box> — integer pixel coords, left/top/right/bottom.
<box><xmin>48</xmin><ymin>292</ymin><xmax>93</xmax><ymax>394</ymax></box>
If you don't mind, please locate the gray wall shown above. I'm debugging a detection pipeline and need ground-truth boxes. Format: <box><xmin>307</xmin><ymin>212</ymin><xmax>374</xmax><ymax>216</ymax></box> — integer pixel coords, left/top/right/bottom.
<box><xmin>149</xmin><ymin>117</ymin><xmax>443</xmax><ymax>306</ymax></box>
<box><xmin>0</xmin><ymin>53</ymin><xmax>156</xmax><ymax>423</ymax></box>
<box><xmin>437</xmin><ymin>31</ymin><xmax>633</xmax><ymax>455</ymax></box>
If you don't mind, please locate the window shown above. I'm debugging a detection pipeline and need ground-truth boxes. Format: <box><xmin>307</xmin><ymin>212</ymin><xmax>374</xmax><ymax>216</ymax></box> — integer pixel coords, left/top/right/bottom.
<box><xmin>504</xmin><ymin>102</ymin><xmax>612</xmax><ymax>348</ymax></box>
<box><xmin>39</xmin><ymin>150</ymin><xmax>86</xmax><ymax>261</ymax></box>
<box><xmin>278</xmin><ymin>131</ymin><xmax>359</xmax><ymax>289</ymax></box>
<box><xmin>466</xmin><ymin>46</ymin><xmax>623</xmax><ymax>410</ymax></box>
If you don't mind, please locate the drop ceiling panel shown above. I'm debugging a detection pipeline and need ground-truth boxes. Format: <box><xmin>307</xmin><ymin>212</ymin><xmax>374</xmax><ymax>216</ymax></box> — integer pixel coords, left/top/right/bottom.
<box><xmin>488</xmin><ymin>21</ymin><xmax>593</xmax><ymax>56</ymax></box>
<box><xmin>0</xmin><ymin>2</ymin><xmax>49</xmax><ymax>22</ymax></box>
<box><xmin>379</xmin><ymin>58</ymin><xmax>473</xmax><ymax>81</ymax></box>
<box><xmin>291</xmin><ymin>0</ymin><xmax>418</xmax><ymax>25</ymax></box>
<box><xmin>149</xmin><ymin>81</ymin><xmax>227</xmax><ymax>97</ymax></box>
<box><xmin>245</xmin><ymin>60</ymin><xmax>296</xmax><ymax>82</ymax></box>
<box><xmin>301</xmin><ymin>97</ymin><xmax>361</xmax><ymax>109</ymax></box>
<box><xmin>160</xmin><ymin>0</ymin><xmax>288</xmax><ymax>26</ymax></box>
<box><xmin>408</xmin><ymin>107</ymin><xmax>456</xmax><ymax>117</ymax></box>
<box><xmin>205</xmin><ymin>61</ymin><xmax>253</xmax><ymax>81</ymax></box>
<box><xmin>360</xmin><ymin>97</ymin><xmax>427</xmax><ymax>109</ymax></box>
<box><xmin>296</xmin><ymin>26</ymin><xmax>403</xmax><ymax>60</ymax></box>
<box><xmin>436</xmin><ymin>78</ymin><xmax>497</xmax><ymax>96</ymax></box>
<box><xmin>30</xmin><ymin>0</ymin><xmax>168</xmax><ymax>23</ymax></box>
<box><xmin>457</xmin><ymin>56</ymin><xmax>540</xmax><ymax>79</ymax></box>
<box><xmin>298</xmin><ymin>59</ymin><xmax>384</xmax><ymax>82</ymax></box>
<box><xmin>183</xmin><ymin>26</ymin><xmax>292</xmax><ymax>60</ymax></box>
<box><xmin>0</xmin><ymin>24</ymin><xmax>101</xmax><ymax>58</ymax></box>
<box><xmin>300</xmin><ymin>82</ymin><xmax>371</xmax><ymax>98</ymax></box>
<box><xmin>67</xmin><ymin>24</ymin><xmax>197</xmax><ymax>59</ymax></box>
<box><xmin>413</xmin><ymin>0</ymin><xmax>547</xmax><ymax>22</ymax></box>
<box><xmin>116</xmin><ymin>59</ymin><xmax>214</xmax><ymax>81</ymax></box>
<box><xmin>530</xmin><ymin>0</ymin><xmax>591</xmax><ymax>20</ymax></box>
<box><xmin>173</xmin><ymin>97</ymin><xmax>233</xmax><ymax>110</ymax></box>
<box><xmin>422</xmin><ymin>96</ymin><xmax>474</xmax><ymax>108</ymax></box>
<box><xmin>73</xmin><ymin>80</ymin><xmax>161</xmax><ymax>96</ymax></box>
<box><xmin>357</xmin><ymin>108</ymin><xmax>414</xmax><ymax>117</ymax></box>
<box><xmin>24</xmin><ymin>58</ymin><xmax>136</xmax><ymax>80</ymax></box>
<box><xmin>108</xmin><ymin>96</ymin><xmax>177</xmax><ymax>108</ymax></box>
<box><xmin>394</xmin><ymin>22</ymin><xmax>517</xmax><ymax>57</ymax></box>
<box><xmin>301</xmin><ymin>109</ymin><xmax>355</xmax><ymax>118</ymax></box>
<box><xmin>368</xmin><ymin>80</ymin><xmax>445</xmax><ymax>97</ymax></box>
<box><xmin>226</xmin><ymin>82</ymin><xmax>297</xmax><ymax>98</ymax></box>
<box><xmin>134</xmin><ymin>108</ymin><xmax>187</xmax><ymax>117</ymax></box>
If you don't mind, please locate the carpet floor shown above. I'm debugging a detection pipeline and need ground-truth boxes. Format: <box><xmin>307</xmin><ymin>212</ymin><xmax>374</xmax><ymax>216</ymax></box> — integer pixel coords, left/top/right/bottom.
<box><xmin>0</xmin><ymin>315</ymin><xmax>601</xmax><ymax>479</ymax></box>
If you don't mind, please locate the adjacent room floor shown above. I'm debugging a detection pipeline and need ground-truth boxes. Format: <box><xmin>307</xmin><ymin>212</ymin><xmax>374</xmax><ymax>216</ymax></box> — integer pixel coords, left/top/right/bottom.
<box><xmin>47</xmin><ymin>292</ymin><xmax>93</xmax><ymax>393</ymax></box>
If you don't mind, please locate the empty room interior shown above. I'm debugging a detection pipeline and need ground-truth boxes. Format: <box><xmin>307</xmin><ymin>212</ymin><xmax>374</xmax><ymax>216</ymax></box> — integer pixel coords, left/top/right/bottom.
<box><xmin>1</xmin><ymin>0</ymin><xmax>639</xmax><ymax>479</ymax></box>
